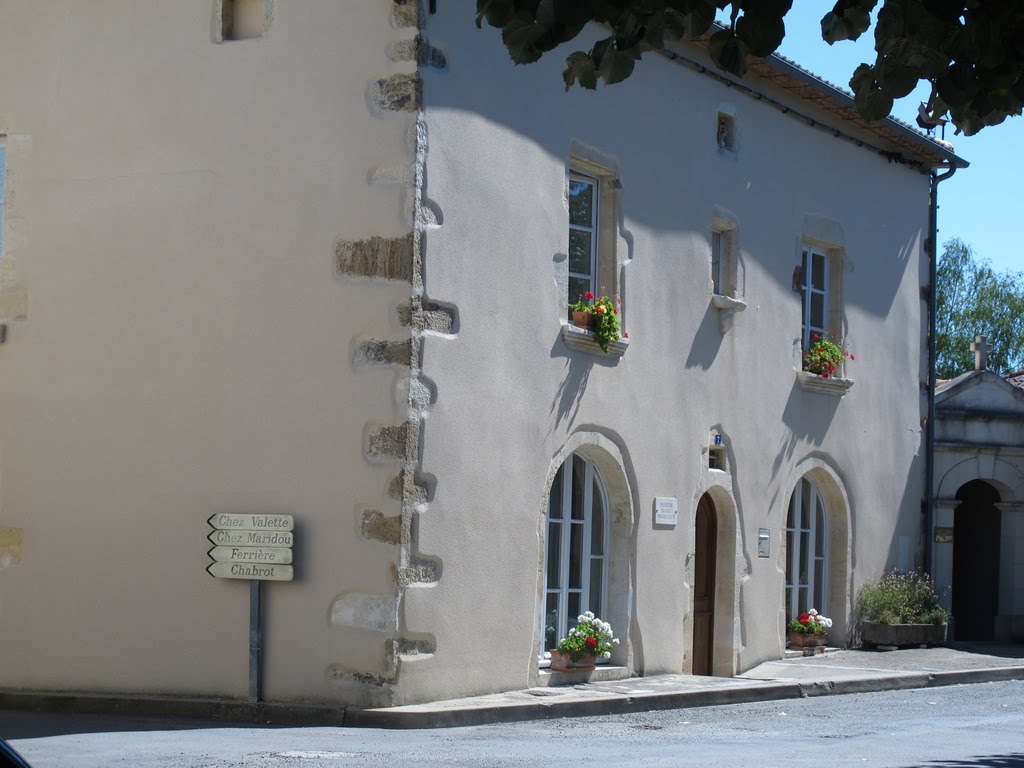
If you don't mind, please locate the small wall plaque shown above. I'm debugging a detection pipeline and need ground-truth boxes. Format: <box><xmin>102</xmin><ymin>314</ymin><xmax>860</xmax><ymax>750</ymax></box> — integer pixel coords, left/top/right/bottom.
<box><xmin>934</xmin><ymin>526</ymin><xmax>953</xmax><ymax>544</ymax></box>
<box><xmin>758</xmin><ymin>528</ymin><xmax>770</xmax><ymax>558</ymax></box>
<box><xmin>654</xmin><ymin>497</ymin><xmax>678</xmax><ymax>526</ymax></box>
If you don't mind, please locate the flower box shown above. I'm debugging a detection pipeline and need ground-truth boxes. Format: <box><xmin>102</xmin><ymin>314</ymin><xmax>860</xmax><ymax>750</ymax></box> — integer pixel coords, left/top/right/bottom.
<box><xmin>787</xmin><ymin>631</ymin><xmax>827</xmax><ymax>650</ymax></box>
<box><xmin>548</xmin><ymin>650</ymin><xmax>597</xmax><ymax>672</ymax></box>
<box><xmin>861</xmin><ymin>621</ymin><xmax>947</xmax><ymax>648</ymax></box>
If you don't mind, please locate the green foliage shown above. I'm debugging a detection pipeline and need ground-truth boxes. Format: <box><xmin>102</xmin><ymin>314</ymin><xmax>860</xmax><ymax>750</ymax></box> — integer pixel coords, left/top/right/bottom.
<box><xmin>859</xmin><ymin>570</ymin><xmax>948</xmax><ymax>625</ymax></box>
<box><xmin>556</xmin><ymin>612</ymin><xmax>618</xmax><ymax>661</ymax></box>
<box><xmin>569</xmin><ymin>292</ymin><xmax>622</xmax><ymax>354</ymax></box>
<box><xmin>788</xmin><ymin>609</ymin><xmax>833</xmax><ymax>634</ymax></box>
<box><xmin>935</xmin><ymin>239</ymin><xmax>1024</xmax><ymax>378</ymax></box>
<box><xmin>475</xmin><ymin>0</ymin><xmax>1024</xmax><ymax>136</ymax></box>
<box><xmin>802</xmin><ymin>333</ymin><xmax>854</xmax><ymax>378</ymax></box>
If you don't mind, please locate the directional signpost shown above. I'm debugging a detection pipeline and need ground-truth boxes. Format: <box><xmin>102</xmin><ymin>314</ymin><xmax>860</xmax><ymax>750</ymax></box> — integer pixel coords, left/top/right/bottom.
<box><xmin>207</xmin><ymin>513</ymin><xmax>296</xmax><ymax>702</ymax></box>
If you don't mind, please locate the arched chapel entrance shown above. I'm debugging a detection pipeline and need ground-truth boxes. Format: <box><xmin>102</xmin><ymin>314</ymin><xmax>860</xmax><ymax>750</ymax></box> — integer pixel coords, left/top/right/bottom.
<box><xmin>952</xmin><ymin>480</ymin><xmax>1002</xmax><ymax>641</ymax></box>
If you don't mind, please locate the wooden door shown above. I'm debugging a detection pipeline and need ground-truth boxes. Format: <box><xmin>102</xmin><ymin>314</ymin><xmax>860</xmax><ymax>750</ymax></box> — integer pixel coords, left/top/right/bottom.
<box><xmin>692</xmin><ymin>494</ymin><xmax>717</xmax><ymax>676</ymax></box>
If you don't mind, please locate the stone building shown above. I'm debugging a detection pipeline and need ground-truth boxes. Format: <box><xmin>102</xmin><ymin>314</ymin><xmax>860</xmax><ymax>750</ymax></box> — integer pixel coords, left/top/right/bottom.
<box><xmin>0</xmin><ymin>1</ymin><xmax>965</xmax><ymax>708</ymax></box>
<box><xmin>932</xmin><ymin>338</ymin><xmax>1024</xmax><ymax>643</ymax></box>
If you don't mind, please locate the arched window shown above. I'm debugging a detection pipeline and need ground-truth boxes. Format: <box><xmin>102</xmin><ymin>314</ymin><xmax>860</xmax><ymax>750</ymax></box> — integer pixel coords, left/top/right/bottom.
<box><xmin>785</xmin><ymin>476</ymin><xmax>828</xmax><ymax>617</ymax></box>
<box><xmin>541</xmin><ymin>452</ymin><xmax>609</xmax><ymax>658</ymax></box>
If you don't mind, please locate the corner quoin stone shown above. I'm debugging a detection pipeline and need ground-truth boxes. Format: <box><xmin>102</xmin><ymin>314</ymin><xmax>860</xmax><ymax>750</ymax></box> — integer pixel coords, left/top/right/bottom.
<box><xmin>391</xmin><ymin>0</ymin><xmax>420</xmax><ymax>29</ymax></box>
<box><xmin>354</xmin><ymin>339</ymin><xmax>413</xmax><ymax>368</ymax></box>
<box><xmin>366</xmin><ymin>423</ymin><xmax>411</xmax><ymax>461</ymax></box>
<box><xmin>371</xmin><ymin>74</ymin><xmax>422</xmax><ymax>113</ymax></box>
<box><xmin>336</xmin><ymin>234</ymin><xmax>413</xmax><ymax>282</ymax></box>
<box><xmin>361</xmin><ymin>510</ymin><xmax>401</xmax><ymax>545</ymax></box>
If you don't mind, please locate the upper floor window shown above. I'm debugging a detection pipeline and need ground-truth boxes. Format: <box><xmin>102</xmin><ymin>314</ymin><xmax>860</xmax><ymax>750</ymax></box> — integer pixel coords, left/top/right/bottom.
<box><xmin>568</xmin><ymin>172</ymin><xmax>598</xmax><ymax>306</ymax></box>
<box><xmin>800</xmin><ymin>247</ymin><xmax>829</xmax><ymax>349</ymax></box>
<box><xmin>711</xmin><ymin>230</ymin><xmax>724</xmax><ymax>295</ymax></box>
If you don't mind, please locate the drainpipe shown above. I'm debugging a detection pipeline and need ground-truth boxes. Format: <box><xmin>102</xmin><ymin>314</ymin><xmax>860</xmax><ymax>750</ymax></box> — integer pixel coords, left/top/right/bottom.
<box><xmin>925</xmin><ymin>163</ymin><xmax>957</xmax><ymax>575</ymax></box>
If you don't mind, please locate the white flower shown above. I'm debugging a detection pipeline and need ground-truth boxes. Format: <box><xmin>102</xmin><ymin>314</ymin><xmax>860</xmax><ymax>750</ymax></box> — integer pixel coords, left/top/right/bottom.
<box><xmin>808</xmin><ymin>609</ymin><xmax>818</xmax><ymax>616</ymax></box>
<box><xmin>577</xmin><ymin>614</ymin><xmax>587</xmax><ymax>623</ymax></box>
<box><xmin>612</xmin><ymin>638</ymin><xmax>620</xmax><ymax>644</ymax></box>
<box><xmin>602</xmin><ymin>651</ymin><xmax>611</xmax><ymax>659</ymax></box>
<box><xmin>583</xmin><ymin>611</ymin><xmax>595</xmax><ymax>621</ymax></box>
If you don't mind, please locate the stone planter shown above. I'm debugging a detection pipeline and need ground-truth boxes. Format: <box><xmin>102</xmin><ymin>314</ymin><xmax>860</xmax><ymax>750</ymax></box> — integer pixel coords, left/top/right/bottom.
<box><xmin>861</xmin><ymin>621</ymin><xmax>947</xmax><ymax>648</ymax></box>
<box><xmin>549</xmin><ymin>650</ymin><xmax>597</xmax><ymax>672</ymax></box>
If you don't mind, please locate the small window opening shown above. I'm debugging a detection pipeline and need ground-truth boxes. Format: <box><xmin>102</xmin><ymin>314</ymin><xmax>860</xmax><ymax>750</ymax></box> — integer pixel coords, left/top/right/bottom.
<box><xmin>708</xmin><ymin>430</ymin><xmax>726</xmax><ymax>470</ymax></box>
<box><xmin>221</xmin><ymin>0</ymin><xmax>267</xmax><ymax>41</ymax></box>
<box><xmin>717</xmin><ymin>113</ymin><xmax>735</xmax><ymax>150</ymax></box>
<box><xmin>711</xmin><ymin>230</ymin><xmax>723</xmax><ymax>295</ymax></box>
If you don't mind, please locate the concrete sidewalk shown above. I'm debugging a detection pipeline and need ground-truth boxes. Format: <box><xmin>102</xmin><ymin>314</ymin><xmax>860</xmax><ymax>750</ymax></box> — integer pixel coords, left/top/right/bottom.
<box><xmin>345</xmin><ymin>643</ymin><xmax>1024</xmax><ymax>728</ymax></box>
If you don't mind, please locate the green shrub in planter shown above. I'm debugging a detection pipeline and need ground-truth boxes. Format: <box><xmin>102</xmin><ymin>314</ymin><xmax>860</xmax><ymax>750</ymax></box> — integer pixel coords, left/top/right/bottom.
<box><xmin>859</xmin><ymin>570</ymin><xmax>948</xmax><ymax>625</ymax></box>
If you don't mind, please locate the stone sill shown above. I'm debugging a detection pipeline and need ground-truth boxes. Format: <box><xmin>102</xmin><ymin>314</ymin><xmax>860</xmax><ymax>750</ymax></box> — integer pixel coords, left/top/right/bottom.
<box><xmin>561</xmin><ymin>323</ymin><xmax>629</xmax><ymax>358</ymax></box>
<box><xmin>537</xmin><ymin>665</ymin><xmax>631</xmax><ymax>685</ymax></box>
<box><xmin>710</xmin><ymin>294</ymin><xmax>746</xmax><ymax>333</ymax></box>
<box><xmin>795</xmin><ymin>370</ymin><xmax>854</xmax><ymax>396</ymax></box>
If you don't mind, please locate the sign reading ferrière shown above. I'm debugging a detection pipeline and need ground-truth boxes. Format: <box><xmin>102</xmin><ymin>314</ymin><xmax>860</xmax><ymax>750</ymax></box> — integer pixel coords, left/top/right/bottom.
<box><xmin>207</xmin><ymin>514</ymin><xmax>295</xmax><ymax>581</ymax></box>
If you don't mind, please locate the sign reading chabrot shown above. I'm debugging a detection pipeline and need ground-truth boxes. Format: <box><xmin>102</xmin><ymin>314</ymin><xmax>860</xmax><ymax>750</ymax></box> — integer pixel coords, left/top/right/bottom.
<box><xmin>207</xmin><ymin>514</ymin><xmax>295</xmax><ymax>581</ymax></box>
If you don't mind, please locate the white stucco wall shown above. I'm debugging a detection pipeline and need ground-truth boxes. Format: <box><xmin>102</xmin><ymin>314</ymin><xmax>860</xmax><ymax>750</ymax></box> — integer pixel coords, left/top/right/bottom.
<box><xmin>397</xmin><ymin>10</ymin><xmax>931</xmax><ymax>703</ymax></box>
<box><xmin>0</xmin><ymin>1</ymin><xmax>416</xmax><ymax>702</ymax></box>
<box><xmin>0</xmin><ymin>2</ymin><xmax>940</xmax><ymax>708</ymax></box>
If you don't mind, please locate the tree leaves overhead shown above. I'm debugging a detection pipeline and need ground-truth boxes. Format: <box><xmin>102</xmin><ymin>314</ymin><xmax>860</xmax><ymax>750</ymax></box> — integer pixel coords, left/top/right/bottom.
<box><xmin>476</xmin><ymin>0</ymin><xmax>1024</xmax><ymax>136</ymax></box>
<box><xmin>936</xmin><ymin>239</ymin><xmax>1024</xmax><ymax>378</ymax></box>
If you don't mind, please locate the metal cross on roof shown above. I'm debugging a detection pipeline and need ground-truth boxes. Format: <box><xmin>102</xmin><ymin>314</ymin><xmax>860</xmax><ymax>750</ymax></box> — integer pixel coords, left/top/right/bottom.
<box><xmin>971</xmin><ymin>334</ymin><xmax>992</xmax><ymax>371</ymax></box>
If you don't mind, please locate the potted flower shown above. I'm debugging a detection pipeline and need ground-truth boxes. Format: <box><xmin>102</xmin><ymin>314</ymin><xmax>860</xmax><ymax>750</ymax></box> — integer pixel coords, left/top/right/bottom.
<box><xmin>859</xmin><ymin>570</ymin><xmax>948</xmax><ymax>648</ymax></box>
<box><xmin>568</xmin><ymin>292</ymin><xmax>622</xmax><ymax>354</ymax></box>
<box><xmin>550</xmin><ymin>611</ymin><xmax>619</xmax><ymax>672</ymax></box>
<box><xmin>802</xmin><ymin>333</ymin><xmax>854</xmax><ymax>379</ymax></box>
<box><xmin>787</xmin><ymin>608</ymin><xmax>831</xmax><ymax>650</ymax></box>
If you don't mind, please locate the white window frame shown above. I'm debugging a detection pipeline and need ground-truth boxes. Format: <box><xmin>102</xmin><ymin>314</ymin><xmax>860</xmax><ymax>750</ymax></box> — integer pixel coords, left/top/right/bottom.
<box><xmin>540</xmin><ymin>452</ymin><xmax>610</xmax><ymax>665</ymax></box>
<box><xmin>800</xmin><ymin>247</ymin><xmax>829</xmax><ymax>349</ymax></box>
<box><xmin>568</xmin><ymin>171</ymin><xmax>599</xmax><ymax>306</ymax></box>
<box><xmin>711</xmin><ymin>230</ymin><xmax>723</xmax><ymax>296</ymax></box>
<box><xmin>785</xmin><ymin>477</ymin><xmax>828</xmax><ymax>618</ymax></box>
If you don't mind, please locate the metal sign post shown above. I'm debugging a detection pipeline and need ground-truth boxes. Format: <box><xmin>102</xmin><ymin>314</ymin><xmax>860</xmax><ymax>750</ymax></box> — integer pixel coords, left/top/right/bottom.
<box><xmin>207</xmin><ymin>513</ymin><xmax>295</xmax><ymax>704</ymax></box>
<box><xmin>249</xmin><ymin>580</ymin><xmax>262</xmax><ymax>702</ymax></box>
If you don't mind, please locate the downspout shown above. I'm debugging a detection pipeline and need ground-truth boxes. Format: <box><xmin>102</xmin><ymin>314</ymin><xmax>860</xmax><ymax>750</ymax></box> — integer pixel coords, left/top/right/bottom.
<box><xmin>925</xmin><ymin>163</ymin><xmax>957</xmax><ymax>575</ymax></box>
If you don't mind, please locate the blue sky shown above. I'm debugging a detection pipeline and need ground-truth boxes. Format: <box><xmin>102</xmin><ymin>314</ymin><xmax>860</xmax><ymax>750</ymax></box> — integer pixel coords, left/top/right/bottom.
<box><xmin>772</xmin><ymin>0</ymin><xmax>1023</xmax><ymax>276</ymax></box>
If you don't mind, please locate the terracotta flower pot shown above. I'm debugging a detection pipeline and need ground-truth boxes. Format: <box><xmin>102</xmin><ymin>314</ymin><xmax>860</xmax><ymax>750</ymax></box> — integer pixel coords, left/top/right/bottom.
<box><xmin>788</xmin><ymin>631</ymin><xmax>826</xmax><ymax>649</ymax></box>
<box><xmin>549</xmin><ymin>649</ymin><xmax>597</xmax><ymax>672</ymax></box>
<box><xmin>571</xmin><ymin>311</ymin><xmax>596</xmax><ymax>331</ymax></box>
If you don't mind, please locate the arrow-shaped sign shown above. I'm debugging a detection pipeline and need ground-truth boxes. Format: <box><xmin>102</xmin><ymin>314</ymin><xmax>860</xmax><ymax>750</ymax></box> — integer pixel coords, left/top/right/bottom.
<box><xmin>206</xmin><ymin>562</ymin><xmax>294</xmax><ymax>581</ymax></box>
<box><xmin>208</xmin><ymin>546</ymin><xmax>293</xmax><ymax>565</ymax></box>
<box><xmin>208</xmin><ymin>513</ymin><xmax>294</xmax><ymax>532</ymax></box>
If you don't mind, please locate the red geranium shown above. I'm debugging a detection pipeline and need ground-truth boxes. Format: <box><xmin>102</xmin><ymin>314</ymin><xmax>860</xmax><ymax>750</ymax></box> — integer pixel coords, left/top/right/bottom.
<box><xmin>585</xmin><ymin>636</ymin><xmax>597</xmax><ymax>650</ymax></box>
<box><xmin>584</xmin><ymin>291</ymin><xmax>595</xmax><ymax>300</ymax></box>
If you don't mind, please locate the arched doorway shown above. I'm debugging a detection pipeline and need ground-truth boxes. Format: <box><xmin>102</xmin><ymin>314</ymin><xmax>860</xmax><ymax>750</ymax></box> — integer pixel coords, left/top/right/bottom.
<box><xmin>953</xmin><ymin>480</ymin><xmax>1001</xmax><ymax>640</ymax></box>
<box><xmin>785</xmin><ymin>476</ymin><xmax>829</xmax><ymax>618</ymax></box>
<box><xmin>541</xmin><ymin>452</ymin><xmax>610</xmax><ymax>656</ymax></box>
<box><xmin>692</xmin><ymin>493</ymin><xmax>717</xmax><ymax>675</ymax></box>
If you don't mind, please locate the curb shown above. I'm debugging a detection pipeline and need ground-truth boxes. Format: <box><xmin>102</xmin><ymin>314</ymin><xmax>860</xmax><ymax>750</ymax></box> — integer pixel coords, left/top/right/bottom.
<box><xmin>3</xmin><ymin>666</ymin><xmax>1023</xmax><ymax>730</ymax></box>
<box><xmin>345</xmin><ymin>681</ymin><xmax>803</xmax><ymax>729</ymax></box>
<box><xmin>0</xmin><ymin>690</ymin><xmax>346</xmax><ymax>727</ymax></box>
<box><xmin>346</xmin><ymin>666</ymin><xmax>1024</xmax><ymax>729</ymax></box>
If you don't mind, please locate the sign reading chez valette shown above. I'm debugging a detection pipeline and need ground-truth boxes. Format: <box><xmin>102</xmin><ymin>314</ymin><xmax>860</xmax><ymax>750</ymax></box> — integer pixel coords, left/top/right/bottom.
<box><xmin>207</xmin><ymin>514</ymin><xmax>294</xmax><ymax>581</ymax></box>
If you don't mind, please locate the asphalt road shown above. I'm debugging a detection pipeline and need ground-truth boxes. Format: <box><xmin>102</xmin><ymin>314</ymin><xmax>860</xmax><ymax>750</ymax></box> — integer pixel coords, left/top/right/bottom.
<box><xmin>6</xmin><ymin>680</ymin><xmax>1024</xmax><ymax>768</ymax></box>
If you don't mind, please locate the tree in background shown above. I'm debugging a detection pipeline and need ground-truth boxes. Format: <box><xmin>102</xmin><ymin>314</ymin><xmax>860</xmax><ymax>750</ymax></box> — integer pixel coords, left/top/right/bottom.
<box><xmin>476</xmin><ymin>0</ymin><xmax>1024</xmax><ymax>136</ymax></box>
<box><xmin>935</xmin><ymin>239</ymin><xmax>1024</xmax><ymax>378</ymax></box>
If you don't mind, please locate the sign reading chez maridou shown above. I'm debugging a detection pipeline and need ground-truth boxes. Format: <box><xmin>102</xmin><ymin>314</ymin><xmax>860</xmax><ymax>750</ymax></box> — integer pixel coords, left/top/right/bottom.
<box><xmin>207</xmin><ymin>514</ymin><xmax>294</xmax><ymax>581</ymax></box>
